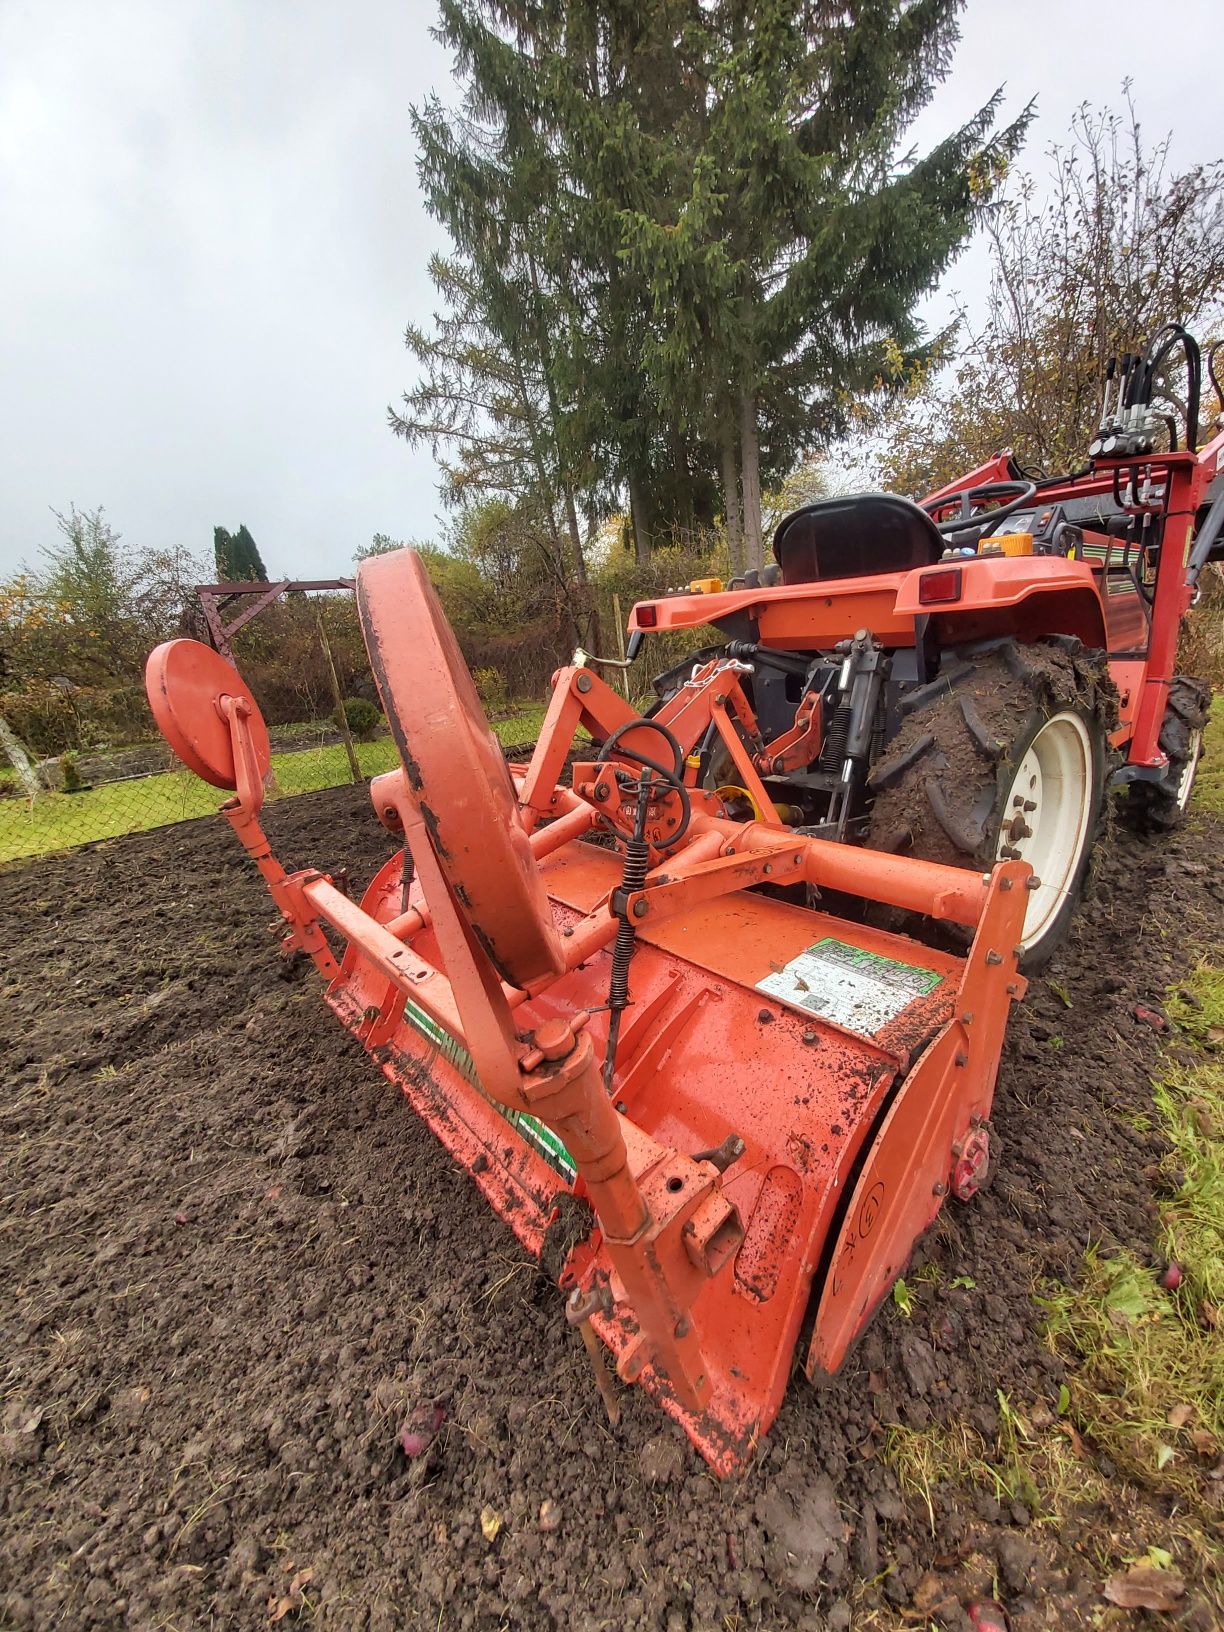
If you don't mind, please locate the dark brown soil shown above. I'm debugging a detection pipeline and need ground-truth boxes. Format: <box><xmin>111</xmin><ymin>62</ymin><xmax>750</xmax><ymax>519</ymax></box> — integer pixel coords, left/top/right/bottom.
<box><xmin>2</xmin><ymin>785</ymin><xmax>1222</xmax><ymax>1631</ymax></box>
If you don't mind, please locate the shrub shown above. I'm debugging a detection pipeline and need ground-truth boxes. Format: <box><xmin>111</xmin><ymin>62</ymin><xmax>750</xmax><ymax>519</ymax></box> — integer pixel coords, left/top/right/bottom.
<box><xmin>336</xmin><ymin>696</ymin><xmax>382</xmax><ymax>742</ymax></box>
<box><xmin>473</xmin><ymin>665</ymin><xmax>509</xmax><ymax>714</ymax></box>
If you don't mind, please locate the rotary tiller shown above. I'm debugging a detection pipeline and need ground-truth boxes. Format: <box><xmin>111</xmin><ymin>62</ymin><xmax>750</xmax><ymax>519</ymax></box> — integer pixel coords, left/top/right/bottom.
<box><xmin>146</xmin><ymin>549</ymin><xmax>1032</xmax><ymax>1474</ymax></box>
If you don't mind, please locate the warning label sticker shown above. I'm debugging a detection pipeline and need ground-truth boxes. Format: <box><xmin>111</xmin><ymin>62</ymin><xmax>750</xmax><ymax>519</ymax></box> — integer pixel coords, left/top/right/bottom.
<box><xmin>756</xmin><ymin>938</ymin><xmax>941</xmax><ymax>1036</ymax></box>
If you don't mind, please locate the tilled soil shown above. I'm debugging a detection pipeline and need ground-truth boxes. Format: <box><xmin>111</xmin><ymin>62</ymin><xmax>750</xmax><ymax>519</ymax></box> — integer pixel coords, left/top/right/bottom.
<box><xmin>2</xmin><ymin>786</ymin><xmax>1222</xmax><ymax>1631</ymax></box>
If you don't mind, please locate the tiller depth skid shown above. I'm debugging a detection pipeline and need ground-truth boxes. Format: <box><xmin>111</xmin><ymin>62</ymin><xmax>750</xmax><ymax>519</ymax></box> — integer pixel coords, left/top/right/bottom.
<box><xmin>146</xmin><ymin>550</ymin><xmax>1029</xmax><ymax>1473</ymax></box>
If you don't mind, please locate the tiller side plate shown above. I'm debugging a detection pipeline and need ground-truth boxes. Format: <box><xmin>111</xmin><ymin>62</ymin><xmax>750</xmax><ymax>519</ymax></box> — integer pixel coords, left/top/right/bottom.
<box><xmin>145</xmin><ymin>547</ymin><xmax>1029</xmax><ymax>1474</ymax></box>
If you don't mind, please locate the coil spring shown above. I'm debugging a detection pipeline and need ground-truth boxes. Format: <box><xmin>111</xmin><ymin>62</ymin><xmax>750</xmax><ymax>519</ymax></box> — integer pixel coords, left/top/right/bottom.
<box><xmin>608</xmin><ymin>834</ymin><xmax>649</xmax><ymax>1010</ymax></box>
<box><xmin>820</xmin><ymin>701</ymin><xmax>851</xmax><ymax>769</ymax></box>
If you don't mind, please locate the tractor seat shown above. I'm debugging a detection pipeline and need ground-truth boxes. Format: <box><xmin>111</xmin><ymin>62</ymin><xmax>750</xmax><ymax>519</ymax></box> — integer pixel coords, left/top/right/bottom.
<box><xmin>773</xmin><ymin>493</ymin><xmax>944</xmax><ymax>585</ymax></box>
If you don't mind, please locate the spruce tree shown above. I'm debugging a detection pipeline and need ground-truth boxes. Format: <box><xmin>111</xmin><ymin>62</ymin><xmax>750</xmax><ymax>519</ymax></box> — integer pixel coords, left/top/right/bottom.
<box><xmin>412</xmin><ymin>0</ymin><xmax>1030</xmax><ymax>566</ymax></box>
<box><xmin>231</xmin><ymin>525</ymin><xmax>268</xmax><ymax>582</ymax></box>
<box><xmin>213</xmin><ymin>524</ymin><xmax>268</xmax><ymax>582</ymax></box>
<box><xmin>213</xmin><ymin>526</ymin><xmax>237</xmax><ymax>581</ymax></box>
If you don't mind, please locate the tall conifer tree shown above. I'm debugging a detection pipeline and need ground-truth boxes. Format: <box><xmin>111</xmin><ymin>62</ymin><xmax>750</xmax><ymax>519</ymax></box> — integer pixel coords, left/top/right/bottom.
<box><xmin>407</xmin><ymin>1</ymin><xmax>1029</xmax><ymax>566</ymax></box>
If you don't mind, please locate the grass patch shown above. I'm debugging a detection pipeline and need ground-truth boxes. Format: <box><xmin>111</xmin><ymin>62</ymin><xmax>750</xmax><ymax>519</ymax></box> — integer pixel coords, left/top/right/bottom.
<box><xmin>1161</xmin><ymin>970</ymin><xmax>1224</xmax><ymax>1312</ymax></box>
<box><xmin>1039</xmin><ymin>956</ymin><xmax>1224</xmax><ymax>1506</ymax></box>
<box><xmin>0</xmin><ymin>705</ymin><xmax>546</xmax><ymax>864</ymax></box>
<box><xmin>883</xmin><ymin>953</ymin><xmax>1224</xmax><ymax>1613</ymax></box>
<box><xmin>886</xmin><ymin>1393</ymin><xmax>1106</xmax><ymax>1529</ymax></box>
<box><xmin>1195</xmin><ymin>693</ymin><xmax>1224</xmax><ymax>817</ymax></box>
<box><xmin>1040</xmin><ymin>1251</ymin><xmax>1223</xmax><ymax>1498</ymax></box>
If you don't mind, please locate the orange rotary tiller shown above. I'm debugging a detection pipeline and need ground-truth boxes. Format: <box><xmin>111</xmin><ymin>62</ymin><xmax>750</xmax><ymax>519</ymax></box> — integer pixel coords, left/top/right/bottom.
<box><xmin>146</xmin><ymin>548</ymin><xmax>1029</xmax><ymax>1474</ymax></box>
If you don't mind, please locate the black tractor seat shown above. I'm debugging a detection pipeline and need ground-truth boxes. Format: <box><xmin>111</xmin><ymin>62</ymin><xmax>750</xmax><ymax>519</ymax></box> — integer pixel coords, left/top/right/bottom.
<box><xmin>773</xmin><ymin>493</ymin><xmax>945</xmax><ymax>585</ymax></box>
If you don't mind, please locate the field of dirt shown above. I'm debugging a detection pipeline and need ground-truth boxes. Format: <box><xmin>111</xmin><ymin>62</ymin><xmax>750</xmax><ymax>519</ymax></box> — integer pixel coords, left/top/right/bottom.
<box><xmin>2</xmin><ymin>782</ymin><xmax>1222</xmax><ymax>1630</ymax></box>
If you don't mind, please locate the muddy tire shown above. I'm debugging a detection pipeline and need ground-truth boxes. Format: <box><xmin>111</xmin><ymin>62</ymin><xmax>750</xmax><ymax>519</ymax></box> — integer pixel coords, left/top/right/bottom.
<box><xmin>866</xmin><ymin>638</ymin><xmax>1117</xmax><ymax>970</ymax></box>
<box><xmin>1122</xmin><ymin>676</ymin><xmax>1211</xmax><ymax>831</ymax></box>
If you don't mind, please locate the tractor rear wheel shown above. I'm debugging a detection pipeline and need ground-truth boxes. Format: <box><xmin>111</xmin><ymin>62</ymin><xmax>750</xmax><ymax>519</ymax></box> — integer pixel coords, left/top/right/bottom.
<box><xmin>866</xmin><ymin>638</ymin><xmax>1117</xmax><ymax>969</ymax></box>
<box><xmin>1122</xmin><ymin>676</ymin><xmax>1211</xmax><ymax>831</ymax></box>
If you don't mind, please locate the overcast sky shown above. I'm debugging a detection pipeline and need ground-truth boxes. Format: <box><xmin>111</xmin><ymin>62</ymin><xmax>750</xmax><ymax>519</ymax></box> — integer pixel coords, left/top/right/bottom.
<box><xmin>1</xmin><ymin>0</ymin><xmax>1219</xmax><ymax>581</ymax></box>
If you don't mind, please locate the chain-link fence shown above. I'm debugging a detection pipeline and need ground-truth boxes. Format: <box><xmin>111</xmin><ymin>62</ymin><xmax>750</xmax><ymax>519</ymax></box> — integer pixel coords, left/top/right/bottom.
<box><xmin>0</xmin><ymin>705</ymin><xmax>545</xmax><ymax>867</ymax></box>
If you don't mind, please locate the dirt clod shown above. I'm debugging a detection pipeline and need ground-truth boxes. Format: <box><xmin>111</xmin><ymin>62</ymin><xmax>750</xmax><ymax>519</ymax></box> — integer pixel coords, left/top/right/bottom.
<box><xmin>537</xmin><ymin>1498</ymin><xmax>561</xmax><ymax>1533</ymax></box>
<box><xmin>638</xmin><ymin>1432</ymin><xmax>686</xmax><ymax>1486</ymax></box>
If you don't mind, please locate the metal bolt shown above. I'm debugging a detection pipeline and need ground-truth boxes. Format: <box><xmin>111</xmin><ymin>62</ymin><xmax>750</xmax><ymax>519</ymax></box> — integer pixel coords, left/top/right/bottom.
<box><xmin>633</xmin><ymin>899</ymin><xmax>649</xmax><ymax>918</ymax></box>
<box><xmin>985</xmin><ymin>950</ymin><xmax>1003</xmax><ymax>966</ymax></box>
<box><xmin>954</xmin><ymin>1050</ymin><xmax>969</xmax><ymax>1067</ymax></box>
<box><xmin>1023</xmin><ymin>799</ymin><xmax>1037</xmax><ymax>812</ymax></box>
<box><xmin>763</xmin><ymin>863</ymin><xmax>773</xmax><ymax>875</ymax></box>
<box><xmin>575</xmin><ymin>672</ymin><xmax>592</xmax><ymax>693</ymax></box>
<box><xmin>802</xmin><ymin>1029</ymin><xmax>819</xmax><ymax>1045</ymax></box>
<box><xmin>757</xmin><ymin>1008</ymin><xmax>774</xmax><ymax>1024</ymax></box>
<box><xmin>562</xmin><ymin>926</ymin><xmax>574</xmax><ymax>938</ymax></box>
<box><xmin>674</xmin><ymin>1316</ymin><xmax>691</xmax><ymax>1339</ymax></box>
<box><xmin>1025</xmin><ymin>875</ymin><xmax>1042</xmax><ymax>891</ymax></box>
<box><xmin>932</xmin><ymin>1181</ymin><xmax>947</xmax><ymax>1197</ymax></box>
<box><xmin>1000</xmin><ymin>878</ymin><xmax>1013</xmax><ymax>891</ymax></box>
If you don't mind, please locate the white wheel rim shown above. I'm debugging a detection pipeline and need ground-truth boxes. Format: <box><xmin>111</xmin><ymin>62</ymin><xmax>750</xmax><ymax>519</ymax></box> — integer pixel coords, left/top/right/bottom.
<box><xmin>996</xmin><ymin>711</ymin><xmax>1094</xmax><ymax>952</ymax></box>
<box><xmin>1175</xmin><ymin>730</ymin><xmax>1203</xmax><ymax>811</ymax></box>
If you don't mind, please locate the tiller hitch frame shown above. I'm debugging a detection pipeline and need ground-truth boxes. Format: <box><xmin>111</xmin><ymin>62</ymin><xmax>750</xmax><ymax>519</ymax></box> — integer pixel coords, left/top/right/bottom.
<box><xmin>146</xmin><ymin>549</ymin><xmax>1030</xmax><ymax>1474</ymax></box>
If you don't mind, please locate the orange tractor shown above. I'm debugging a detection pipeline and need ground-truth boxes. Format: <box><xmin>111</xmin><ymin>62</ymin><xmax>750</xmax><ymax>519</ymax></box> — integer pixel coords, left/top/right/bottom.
<box><xmin>147</xmin><ymin>324</ymin><xmax>1221</xmax><ymax>1473</ymax></box>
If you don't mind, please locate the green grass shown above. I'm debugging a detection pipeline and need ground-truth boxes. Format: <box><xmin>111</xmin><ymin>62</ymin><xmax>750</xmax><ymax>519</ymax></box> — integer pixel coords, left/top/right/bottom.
<box><xmin>0</xmin><ymin>706</ymin><xmax>546</xmax><ymax>864</ymax></box>
<box><xmin>1195</xmin><ymin>693</ymin><xmax>1224</xmax><ymax>817</ymax></box>
<box><xmin>1161</xmin><ymin>969</ymin><xmax>1224</xmax><ymax>1310</ymax></box>
<box><xmin>883</xmin><ymin>953</ymin><xmax>1224</xmax><ymax>1613</ymax></box>
<box><xmin>1038</xmin><ymin>956</ymin><xmax>1224</xmax><ymax>1508</ymax></box>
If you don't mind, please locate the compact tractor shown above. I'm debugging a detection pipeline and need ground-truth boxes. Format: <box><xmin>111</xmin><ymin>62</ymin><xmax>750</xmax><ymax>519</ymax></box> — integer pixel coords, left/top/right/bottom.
<box><xmin>147</xmin><ymin>324</ymin><xmax>1222</xmax><ymax>1473</ymax></box>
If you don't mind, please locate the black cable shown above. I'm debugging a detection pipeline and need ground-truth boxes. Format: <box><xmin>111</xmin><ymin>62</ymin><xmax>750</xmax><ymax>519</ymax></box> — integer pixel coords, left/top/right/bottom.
<box><xmin>597</xmin><ymin>717</ymin><xmax>684</xmax><ymax>782</ymax></box>
<box><xmin>1138</xmin><ymin>324</ymin><xmax>1202</xmax><ymax>451</ymax></box>
<box><xmin>597</xmin><ymin>716</ymin><xmax>692</xmax><ymax>845</ymax></box>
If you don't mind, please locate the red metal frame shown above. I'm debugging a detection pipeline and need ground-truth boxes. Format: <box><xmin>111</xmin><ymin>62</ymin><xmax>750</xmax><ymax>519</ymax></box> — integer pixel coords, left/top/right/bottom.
<box><xmin>146</xmin><ymin>575</ymin><xmax>1031</xmax><ymax>1473</ymax></box>
<box><xmin>196</xmin><ymin>579</ymin><xmax>355</xmax><ymax>663</ymax></box>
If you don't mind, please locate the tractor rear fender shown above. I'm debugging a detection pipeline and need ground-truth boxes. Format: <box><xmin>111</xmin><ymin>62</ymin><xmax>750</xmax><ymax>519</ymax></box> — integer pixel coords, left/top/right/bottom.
<box><xmin>893</xmin><ymin>558</ymin><xmax>1109</xmax><ymax>650</ymax></box>
<box><xmin>629</xmin><ymin>559</ymin><xmax>1106</xmax><ymax>653</ymax></box>
<box><xmin>629</xmin><ymin>580</ymin><xmax>916</xmax><ymax>649</ymax></box>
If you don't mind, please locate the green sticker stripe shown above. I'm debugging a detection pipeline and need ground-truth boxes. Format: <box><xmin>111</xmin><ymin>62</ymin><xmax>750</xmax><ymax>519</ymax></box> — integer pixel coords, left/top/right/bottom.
<box><xmin>811</xmin><ymin>937</ymin><xmax>941</xmax><ymax>993</ymax></box>
<box><xmin>402</xmin><ymin>998</ymin><xmax>577</xmax><ymax>1182</ymax></box>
